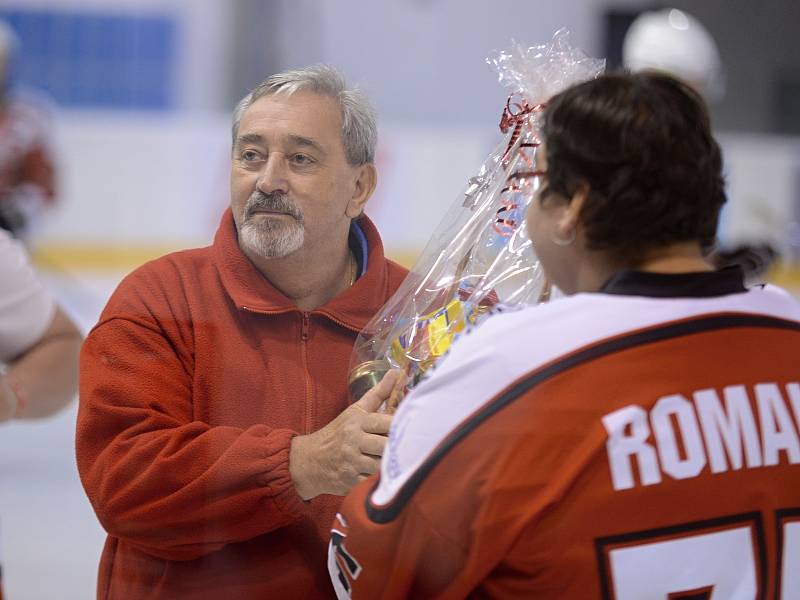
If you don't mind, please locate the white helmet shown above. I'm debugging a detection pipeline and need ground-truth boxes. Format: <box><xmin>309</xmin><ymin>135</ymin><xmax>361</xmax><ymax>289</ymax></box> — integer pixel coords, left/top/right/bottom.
<box><xmin>623</xmin><ymin>8</ymin><xmax>724</xmax><ymax>102</ymax></box>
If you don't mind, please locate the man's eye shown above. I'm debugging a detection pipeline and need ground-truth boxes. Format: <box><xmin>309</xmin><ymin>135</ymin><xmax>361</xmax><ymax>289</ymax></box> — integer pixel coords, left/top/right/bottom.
<box><xmin>241</xmin><ymin>150</ymin><xmax>261</xmax><ymax>162</ymax></box>
<box><xmin>291</xmin><ymin>154</ymin><xmax>314</xmax><ymax>166</ymax></box>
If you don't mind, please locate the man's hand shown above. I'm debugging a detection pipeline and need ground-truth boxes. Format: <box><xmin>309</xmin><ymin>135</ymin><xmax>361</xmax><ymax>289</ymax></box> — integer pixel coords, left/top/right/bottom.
<box><xmin>289</xmin><ymin>370</ymin><xmax>400</xmax><ymax>500</ymax></box>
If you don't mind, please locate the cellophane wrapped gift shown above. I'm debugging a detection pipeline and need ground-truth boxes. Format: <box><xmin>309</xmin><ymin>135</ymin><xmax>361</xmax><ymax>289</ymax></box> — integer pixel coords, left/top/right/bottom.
<box><xmin>349</xmin><ymin>29</ymin><xmax>605</xmax><ymax>409</ymax></box>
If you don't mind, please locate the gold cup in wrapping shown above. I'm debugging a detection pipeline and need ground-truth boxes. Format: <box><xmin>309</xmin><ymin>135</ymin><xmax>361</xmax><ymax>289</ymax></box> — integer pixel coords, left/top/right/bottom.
<box><xmin>348</xmin><ymin>360</ymin><xmax>391</xmax><ymax>402</ymax></box>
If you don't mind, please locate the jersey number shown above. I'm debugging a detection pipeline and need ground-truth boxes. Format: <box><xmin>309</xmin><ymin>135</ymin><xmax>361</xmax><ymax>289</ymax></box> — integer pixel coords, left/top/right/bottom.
<box><xmin>596</xmin><ymin>510</ymin><xmax>799</xmax><ymax>599</ymax></box>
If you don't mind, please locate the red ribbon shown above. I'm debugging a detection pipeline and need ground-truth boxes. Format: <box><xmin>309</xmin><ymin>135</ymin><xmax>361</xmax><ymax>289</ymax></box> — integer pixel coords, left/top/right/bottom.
<box><xmin>499</xmin><ymin>95</ymin><xmax>546</xmax><ymax>161</ymax></box>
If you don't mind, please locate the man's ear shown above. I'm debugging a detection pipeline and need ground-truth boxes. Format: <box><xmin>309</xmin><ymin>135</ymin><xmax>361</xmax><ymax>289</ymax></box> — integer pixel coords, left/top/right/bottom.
<box><xmin>557</xmin><ymin>183</ymin><xmax>588</xmax><ymax>238</ymax></box>
<box><xmin>346</xmin><ymin>163</ymin><xmax>377</xmax><ymax>219</ymax></box>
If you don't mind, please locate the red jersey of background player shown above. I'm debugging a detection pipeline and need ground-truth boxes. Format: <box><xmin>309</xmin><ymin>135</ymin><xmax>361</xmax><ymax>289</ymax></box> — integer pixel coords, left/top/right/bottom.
<box><xmin>0</xmin><ymin>91</ymin><xmax>56</xmax><ymax>235</ymax></box>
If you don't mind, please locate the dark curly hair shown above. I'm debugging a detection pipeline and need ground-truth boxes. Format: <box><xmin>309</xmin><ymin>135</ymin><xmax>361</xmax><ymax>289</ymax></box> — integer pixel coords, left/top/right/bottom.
<box><xmin>542</xmin><ymin>72</ymin><xmax>726</xmax><ymax>265</ymax></box>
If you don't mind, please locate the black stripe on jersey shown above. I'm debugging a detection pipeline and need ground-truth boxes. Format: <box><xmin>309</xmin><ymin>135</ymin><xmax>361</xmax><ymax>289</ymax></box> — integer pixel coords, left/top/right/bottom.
<box><xmin>365</xmin><ymin>313</ymin><xmax>800</xmax><ymax>524</ymax></box>
<box><xmin>594</xmin><ymin>511</ymin><xmax>766</xmax><ymax>600</ymax></box>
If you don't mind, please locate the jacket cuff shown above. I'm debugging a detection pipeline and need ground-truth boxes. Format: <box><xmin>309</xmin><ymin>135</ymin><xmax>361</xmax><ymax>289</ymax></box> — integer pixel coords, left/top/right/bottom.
<box><xmin>259</xmin><ymin>428</ymin><xmax>306</xmax><ymax>521</ymax></box>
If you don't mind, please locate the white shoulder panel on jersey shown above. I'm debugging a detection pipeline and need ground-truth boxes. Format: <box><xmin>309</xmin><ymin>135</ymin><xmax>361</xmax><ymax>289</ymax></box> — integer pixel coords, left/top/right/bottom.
<box><xmin>371</xmin><ymin>285</ymin><xmax>800</xmax><ymax>506</ymax></box>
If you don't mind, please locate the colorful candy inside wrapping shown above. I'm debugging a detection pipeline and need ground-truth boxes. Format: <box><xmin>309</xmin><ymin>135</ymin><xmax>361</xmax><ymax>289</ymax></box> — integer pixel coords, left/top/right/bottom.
<box><xmin>390</xmin><ymin>298</ymin><xmax>465</xmax><ymax>367</ymax></box>
<box><xmin>389</xmin><ymin>284</ymin><xmax>501</xmax><ymax>372</ymax></box>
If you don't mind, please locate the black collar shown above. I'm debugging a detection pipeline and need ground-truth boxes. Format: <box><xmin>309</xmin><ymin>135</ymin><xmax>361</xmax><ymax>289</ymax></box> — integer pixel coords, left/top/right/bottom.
<box><xmin>600</xmin><ymin>266</ymin><xmax>747</xmax><ymax>298</ymax></box>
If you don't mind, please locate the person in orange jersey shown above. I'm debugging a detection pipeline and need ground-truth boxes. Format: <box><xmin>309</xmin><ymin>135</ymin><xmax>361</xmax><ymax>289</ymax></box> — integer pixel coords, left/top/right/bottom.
<box><xmin>330</xmin><ymin>72</ymin><xmax>800</xmax><ymax>599</ymax></box>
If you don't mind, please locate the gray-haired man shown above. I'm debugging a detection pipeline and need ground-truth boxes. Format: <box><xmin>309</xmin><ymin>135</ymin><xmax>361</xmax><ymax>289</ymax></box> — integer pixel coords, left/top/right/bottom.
<box><xmin>77</xmin><ymin>65</ymin><xmax>408</xmax><ymax>599</ymax></box>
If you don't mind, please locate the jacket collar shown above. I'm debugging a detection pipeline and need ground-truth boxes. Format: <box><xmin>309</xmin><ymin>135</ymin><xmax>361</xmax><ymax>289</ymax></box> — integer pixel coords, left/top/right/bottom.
<box><xmin>600</xmin><ymin>266</ymin><xmax>747</xmax><ymax>298</ymax></box>
<box><xmin>212</xmin><ymin>208</ymin><xmax>392</xmax><ymax>331</ymax></box>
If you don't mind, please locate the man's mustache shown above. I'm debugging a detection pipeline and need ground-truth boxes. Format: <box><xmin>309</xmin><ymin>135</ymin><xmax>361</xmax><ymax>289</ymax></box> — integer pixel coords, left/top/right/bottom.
<box><xmin>245</xmin><ymin>191</ymin><xmax>304</xmax><ymax>221</ymax></box>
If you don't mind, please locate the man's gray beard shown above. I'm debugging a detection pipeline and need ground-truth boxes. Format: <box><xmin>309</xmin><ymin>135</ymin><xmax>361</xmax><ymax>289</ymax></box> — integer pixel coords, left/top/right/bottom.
<box><xmin>239</xmin><ymin>190</ymin><xmax>305</xmax><ymax>259</ymax></box>
<box><xmin>240</xmin><ymin>218</ymin><xmax>305</xmax><ymax>259</ymax></box>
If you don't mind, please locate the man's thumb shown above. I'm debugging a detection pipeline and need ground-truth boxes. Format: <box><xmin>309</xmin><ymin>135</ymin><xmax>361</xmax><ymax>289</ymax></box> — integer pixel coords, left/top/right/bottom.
<box><xmin>354</xmin><ymin>369</ymin><xmax>402</xmax><ymax>413</ymax></box>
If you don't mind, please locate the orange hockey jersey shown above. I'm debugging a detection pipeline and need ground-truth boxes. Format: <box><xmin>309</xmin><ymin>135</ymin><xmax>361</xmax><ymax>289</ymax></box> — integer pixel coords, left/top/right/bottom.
<box><xmin>329</xmin><ymin>269</ymin><xmax>800</xmax><ymax>599</ymax></box>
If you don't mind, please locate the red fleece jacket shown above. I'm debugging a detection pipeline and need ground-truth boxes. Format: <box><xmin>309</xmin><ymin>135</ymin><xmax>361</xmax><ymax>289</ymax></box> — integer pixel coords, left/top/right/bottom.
<box><xmin>77</xmin><ymin>210</ymin><xmax>408</xmax><ymax>599</ymax></box>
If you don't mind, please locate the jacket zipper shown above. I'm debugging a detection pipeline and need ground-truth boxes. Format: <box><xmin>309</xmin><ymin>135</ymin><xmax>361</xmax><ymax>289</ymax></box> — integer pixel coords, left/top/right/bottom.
<box><xmin>242</xmin><ymin>305</ymin><xmax>314</xmax><ymax>433</ymax></box>
<box><xmin>242</xmin><ymin>306</ymin><xmax>352</xmax><ymax>434</ymax></box>
<box><xmin>300</xmin><ymin>311</ymin><xmax>313</xmax><ymax>433</ymax></box>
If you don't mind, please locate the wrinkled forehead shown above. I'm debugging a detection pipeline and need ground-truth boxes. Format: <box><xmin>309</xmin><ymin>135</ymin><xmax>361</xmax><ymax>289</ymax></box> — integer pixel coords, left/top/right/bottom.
<box><xmin>252</xmin><ymin>89</ymin><xmax>342</xmax><ymax>124</ymax></box>
<box><xmin>239</xmin><ymin>90</ymin><xmax>344</xmax><ymax>146</ymax></box>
